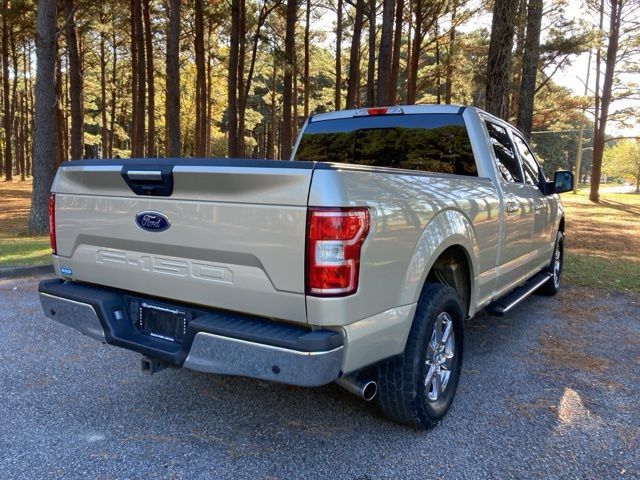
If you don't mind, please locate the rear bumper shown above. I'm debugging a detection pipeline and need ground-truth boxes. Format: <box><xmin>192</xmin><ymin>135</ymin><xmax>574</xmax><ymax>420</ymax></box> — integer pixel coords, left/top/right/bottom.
<box><xmin>38</xmin><ymin>279</ymin><xmax>343</xmax><ymax>387</ymax></box>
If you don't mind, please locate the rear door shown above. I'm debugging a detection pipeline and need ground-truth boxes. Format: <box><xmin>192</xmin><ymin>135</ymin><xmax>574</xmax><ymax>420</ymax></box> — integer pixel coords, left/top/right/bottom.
<box><xmin>52</xmin><ymin>159</ymin><xmax>313</xmax><ymax>323</ymax></box>
<box><xmin>511</xmin><ymin>132</ymin><xmax>555</xmax><ymax>270</ymax></box>
<box><xmin>484</xmin><ymin>121</ymin><xmax>536</xmax><ymax>295</ymax></box>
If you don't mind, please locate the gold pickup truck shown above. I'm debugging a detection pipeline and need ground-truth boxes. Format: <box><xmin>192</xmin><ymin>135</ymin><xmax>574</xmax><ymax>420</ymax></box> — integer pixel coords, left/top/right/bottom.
<box><xmin>39</xmin><ymin>105</ymin><xmax>573</xmax><ymax>429</ymax></box>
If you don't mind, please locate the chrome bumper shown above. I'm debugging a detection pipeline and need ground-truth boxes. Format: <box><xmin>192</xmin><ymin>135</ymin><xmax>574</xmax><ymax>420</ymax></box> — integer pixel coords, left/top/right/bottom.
<box><xmin>184</xmin><ymin>333</ymin><xmax>343</xmax><ymax>387</ymax></box>
<box><xmin>40</xmin><ymin>293</ymin><xmax>106</xmax><ymax>342</ymax></box>
<box><xmin>39</xmin><ymin>289</ymin><xmax>343</xmax><ymax>387</ymax></box>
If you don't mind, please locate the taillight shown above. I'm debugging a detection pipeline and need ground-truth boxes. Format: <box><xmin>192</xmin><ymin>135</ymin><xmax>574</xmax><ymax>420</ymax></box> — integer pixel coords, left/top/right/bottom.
<box><xmin>306</xmin><ymin>207</ymin><xmax>370</xmax><ymax>296</ymax></box>
<box><xmin>367</xmin><ymin>107</ymin><xmax>388</xmax><ymax>115</ymax></box>
<box><xmin>354</xmin><ymin>106</ymin><xmax>404</xmax><ymax>117</ymax></box>
<box><xmin>48</xmin><ymin>193</ymin><xmax>57</xmax><ymax>255</ymax></box>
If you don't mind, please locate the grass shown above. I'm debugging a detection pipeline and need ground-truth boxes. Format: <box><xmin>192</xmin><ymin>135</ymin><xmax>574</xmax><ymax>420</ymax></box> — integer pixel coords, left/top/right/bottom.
<box><xmin>0</xmin><ymin>237</ymin><xmax>51</xmax><ymax>267</ymax></box>
<box><xmin>561</xmin><ymin>188</ymin><xmax>640</xmax><ymax>292</ymax></box>
<box><xmin>0</xmin><ymin>180</ymin><xmax>639</xmax><ymax>291</ymax></box>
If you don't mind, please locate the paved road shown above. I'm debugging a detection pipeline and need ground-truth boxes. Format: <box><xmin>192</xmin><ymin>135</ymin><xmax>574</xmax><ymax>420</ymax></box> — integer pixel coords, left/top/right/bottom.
<box><xmin>1</xmin><ymin>276</ymin><xmax>639</xmax><ymax>479</ymax></box>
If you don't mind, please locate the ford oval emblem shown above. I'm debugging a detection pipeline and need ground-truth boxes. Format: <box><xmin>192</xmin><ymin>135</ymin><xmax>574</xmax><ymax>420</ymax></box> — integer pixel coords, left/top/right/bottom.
<box><xmin>135</xmin><ymin>211</ymin><xmax>170</xmax><ymax>232</ymax></box>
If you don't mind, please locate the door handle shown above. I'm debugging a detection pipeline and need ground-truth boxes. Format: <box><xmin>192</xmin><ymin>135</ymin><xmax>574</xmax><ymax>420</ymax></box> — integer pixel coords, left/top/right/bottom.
<box><xmin>506</xmin><ymin>201</ymin><xmax>520</xmax><ymax>215</ymax></box>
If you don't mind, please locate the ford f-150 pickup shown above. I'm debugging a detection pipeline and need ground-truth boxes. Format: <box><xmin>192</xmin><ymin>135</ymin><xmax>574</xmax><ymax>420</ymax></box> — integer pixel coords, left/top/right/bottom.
<box><xmin>39</xmin><ymin>105</ymin><xmax>573</xmax><ymax>429</ymax></box>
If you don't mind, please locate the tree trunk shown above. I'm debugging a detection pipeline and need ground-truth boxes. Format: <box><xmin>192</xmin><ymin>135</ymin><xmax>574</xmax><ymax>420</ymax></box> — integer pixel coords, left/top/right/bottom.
<box><xmin>509</xmin><ymin>0</ymin><xmax>527</xmax><ymax>119</ymax></box>
<box><xmin>515</xmin><ymin>0</ymin><xmax>542</xmax><ymax>140</ymax></box>
<box><xmin>293</xmin><ymin>43</ymin><xmax>299</xmax><ymax>140</ymax></box>
<box><xmin>590</xmin><ymin>0</ymin><xmax>621</xmax><ymax>203</ymax></box>
<box><xmin>406</xmin><ymin>0</ymin><xmax>412</xmax><ymax>104</ymax></box>
<box><xmin>485</xmin><ymin>0</ymin><xmax>518</xmax><ymax>118</ymax></box>
<box><xmin>194</xmin><ymin>0</ymin><xmax>207</xmax><ymax>157</ymax></box>
<box><xmin>389</xmin><ymin>0</ymin><xmax>403</xmax><ymax>103</ymax></box>
<box><xmin>267</xmin><ymin>53</ymin><xmax>276</xmax><ymax>159</ymax></box>
<box><xmin>237</xmin><ymin>0</ymin><xmax>246</xmax><ymax>156</ymax></box>
<box><xmin>335</xmin><ymin>0</ymin><xmax>343</xmax><ymax>110</ymax></box>
<box><xmin>593</xmin><ymin>0</ymin><xmax>605</xmax><ymax>140</ymax></box>
<box><xmin>227</xmin><ymin>0</ymin><xmax>240</xmax><ymax>157</ymax></box>
<box><xmin>242</xmin><ymin>0</ymin><xmax>269</xmax><ymax>134</ymax></box>
<box><xmin>435</xmin><ymin>19</ymin><xmax>441</xmax><ymax>103</ymax></box>
<box><xmin>62</xmin><ymin>0</ymin><xmax>84</xmax><ymax>160</ymax></box>
<box><xmin>304</xmin><ymin>0</ymin><xmax>311</xmax><ymax>117</ymax></box>
<box><xmin>444</xmin><ymin>0</ymin><xmax>456</xmax><ymax>104</ymax></box>
<box><xmin>206</xmin><ymin>26</ymin><xmax>212</xmax><ymax>156</ymax></box>
<box><xmin>407</xmin><ymin>0</ymin><xmax>422</xmax><ymax>104</ymax></box>
<box><xmin>54</xmin><ymin>54</ymin><xmax>66</xmax><ymax>166</ymax></box>
<box><xmin>366</xmin><ymin>0</ymin><xmax>376</xmax><ymax>107</ymax></box>
<box><xmin>130</xmin><ymin>0</ymin><xmax>137</xmax><ymax>155</ymax></box>
<box><xmin>130</xmin><ymin>0</ymin><xmax>145</xmax><ymax>157</ymax></box>
<box><xmin>376</xmin><ymin>0</ymin><xmax>394</xmax><ymax>106</ymax></box>
<box><xmin>10</xmin><ymin>32</ymin><xmax>19</xmax><ymax>174</ymax></box>
<box><xmin>24</xmin><ymin>40</ymin><xmax>32</xmax><ymax>175</ymax></box>
<box><xmin>165</xmin><ymin>0</ymin><xmax>181</xmax><ymax>157</ymax></box>
<box><xmin>346</xmin><ymin>0</ymin><xmax>364</xmax><ymax>109</ymax></box>
<box><xmin>573</xmin><ymin>51</ymin><xmax>592</xmax><ymax>193</ymax></box>
<box><xmin>142</xmin><ymin>0</ymin><xmax>156</xmax><ymax>157</ymax></box>
<box><xmin>281</xmin><ymin>0</ymin><xmax>297</xmax><ymax>159</ymax></box>
<box><xmin>29</xmin><ymin>0</ymin><xmax>57</xmax><ymax>234</ymax></box>
<box><xmin>109</xmin><ymin>19</ymin><xmax>118</xmax><ymax>158</ymax></box>
<box><xmin>2</xmin><ymin>0</ymin><xmax>13</xmax><ymax>180</ymax></box>
<box><xmin>135</xmin><ymin>3</ymin><xmax>145</xmax><ymax>157</ymax></box>
<box><xmin>19</xmin><ymin>93</ymin><xmax>26</xmax><ymax>180</ymax></box>
<box><xmin>99</xmin><ymin>10</ymin><xmax>108</xmax><ymax>157</ymax></box>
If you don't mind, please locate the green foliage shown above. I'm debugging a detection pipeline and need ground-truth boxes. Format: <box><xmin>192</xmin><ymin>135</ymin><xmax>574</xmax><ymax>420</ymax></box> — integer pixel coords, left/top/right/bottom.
<box><xmin>603</xmin><ymin>140</ymin><xmax>640</xmax><ymax>191</ymax></box>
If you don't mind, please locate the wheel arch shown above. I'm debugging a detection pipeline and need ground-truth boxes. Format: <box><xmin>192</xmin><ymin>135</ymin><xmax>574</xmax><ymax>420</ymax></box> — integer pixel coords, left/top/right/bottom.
<box><xmin>401</xmin><ymin>209</ymin><xmax>479</xmax><ymax>318</ymax></box>
<box><xmin>423</xmin><ymin>245</ymin><xmax>473</xmax><ymax>317</ymax></box>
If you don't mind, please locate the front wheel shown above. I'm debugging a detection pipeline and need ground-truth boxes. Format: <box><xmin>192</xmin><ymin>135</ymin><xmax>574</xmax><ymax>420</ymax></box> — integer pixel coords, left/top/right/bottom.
<box><xmin>537</xmin><ymin>230</ymin><xmax>564</xmax><ymax>296</ymax></box>
<box><xmin>375</xmin><ymin>283</ymin><xmax>464</xmax><ymax>429</ymax></box>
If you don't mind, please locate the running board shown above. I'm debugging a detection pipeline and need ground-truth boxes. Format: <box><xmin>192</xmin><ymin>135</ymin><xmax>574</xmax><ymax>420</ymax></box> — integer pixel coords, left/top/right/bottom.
<box><xmin>485</xmin><ymin>272</ymin><xmax>552</xmax><ymax>316</ymax></box>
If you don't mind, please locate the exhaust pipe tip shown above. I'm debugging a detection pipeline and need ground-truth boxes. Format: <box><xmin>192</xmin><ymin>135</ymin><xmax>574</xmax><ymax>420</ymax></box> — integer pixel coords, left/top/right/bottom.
<box><xmin>360</xmin><ymin>380</ymin><xmax>377</xmax><ymax>402</ymax></box>
<box><xmin>336</xmin><ymin>375</ymin><xmax>378</xmax><ymax>401</ymax></box>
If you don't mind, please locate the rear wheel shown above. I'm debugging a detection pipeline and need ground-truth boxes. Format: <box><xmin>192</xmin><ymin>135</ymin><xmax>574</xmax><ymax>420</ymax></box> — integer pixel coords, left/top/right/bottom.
<box><xmin>375</xmin><ymin>283</ymin><xmax>464</xmax><ymax>429</ymax></box>
<box><xmin>537</xmin><ymin>230</ymin><xmax>564</xmax><ymax>296</ymax></box>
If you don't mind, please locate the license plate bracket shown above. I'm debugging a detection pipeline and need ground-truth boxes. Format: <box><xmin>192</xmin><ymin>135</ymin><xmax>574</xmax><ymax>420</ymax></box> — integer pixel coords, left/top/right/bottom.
<box><xmin>138</xmin><ymin>302</ymin><xmax>190</xmax><ymax>343</ymax></box>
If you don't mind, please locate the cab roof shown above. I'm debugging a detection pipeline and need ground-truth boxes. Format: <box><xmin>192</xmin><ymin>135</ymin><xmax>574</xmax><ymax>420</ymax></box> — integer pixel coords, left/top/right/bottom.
<box><xmin>309</xmin><ymin>104</ymin><xmax>473</xmax><ymax>123</ymax></box>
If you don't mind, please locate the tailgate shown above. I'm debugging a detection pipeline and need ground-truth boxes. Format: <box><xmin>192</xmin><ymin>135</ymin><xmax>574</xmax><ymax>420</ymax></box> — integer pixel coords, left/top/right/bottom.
<box><xmin>51</xmin><ymin>159</ymin><xmax>313</xmax><ymax>323</ymax></box>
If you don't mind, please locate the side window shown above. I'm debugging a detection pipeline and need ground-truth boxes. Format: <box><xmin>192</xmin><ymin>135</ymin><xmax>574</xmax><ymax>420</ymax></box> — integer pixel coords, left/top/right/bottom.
<box><xmin>485</xmin><ymin>121</ymin><xmax>522</xmax><ymax>183</ymax></box>
<box><xmin>512</xmin><ymin>134</ymin><xmax>541</xmax><ymax>186</ymax></box>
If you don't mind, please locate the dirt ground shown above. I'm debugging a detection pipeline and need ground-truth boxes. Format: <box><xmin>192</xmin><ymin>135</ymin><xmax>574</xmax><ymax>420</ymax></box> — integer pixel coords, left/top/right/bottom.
<box><xmin>0</xmin><ymin>179</ymin><xmax>33</xmax><ymax>237</ymax></box>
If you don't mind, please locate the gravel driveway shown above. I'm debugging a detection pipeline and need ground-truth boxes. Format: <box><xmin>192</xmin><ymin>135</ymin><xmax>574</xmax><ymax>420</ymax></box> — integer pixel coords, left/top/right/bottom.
<box><xmin>1</xmin><ymin>276</ymin><xmax>638</xmax><ymax>479</ymax></box>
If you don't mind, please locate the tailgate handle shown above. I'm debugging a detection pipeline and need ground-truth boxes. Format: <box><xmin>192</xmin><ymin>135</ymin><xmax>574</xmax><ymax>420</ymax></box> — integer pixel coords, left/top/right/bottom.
<box><xmin>121</xmin><ymin>165</ymin><xmax>174</xmax><ymax>197</ymax></box>
<box><xmin>126</xmin><ymin>170</ymin><xmax>163</xmax><ymax>181</ymax></box>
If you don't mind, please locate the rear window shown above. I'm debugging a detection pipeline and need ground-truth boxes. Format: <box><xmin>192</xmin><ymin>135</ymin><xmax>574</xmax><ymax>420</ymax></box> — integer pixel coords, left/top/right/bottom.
<box><xmin>294</xmin><ymin>113</ymin><xmax>477</xmax><ymax>176</ymax></box>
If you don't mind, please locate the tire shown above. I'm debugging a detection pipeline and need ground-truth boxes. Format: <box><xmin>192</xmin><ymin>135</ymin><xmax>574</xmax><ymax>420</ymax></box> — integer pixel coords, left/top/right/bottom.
<box><xmin>537</xmin><ymin>230</ymin><xmax>564</xmax><ymax>296</ymax></box>
<box><xmin>375</xmin><ymin>283</ymin><xmax>464</xmax><ymax>429</ymax></box>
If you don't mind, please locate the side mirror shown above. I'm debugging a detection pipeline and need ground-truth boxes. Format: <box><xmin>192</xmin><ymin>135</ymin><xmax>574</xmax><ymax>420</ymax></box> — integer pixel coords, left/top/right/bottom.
<box><xmin>553</xmin><ymin>170</ymin><xmax>573</xmax><ymax>194</ymax></box>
